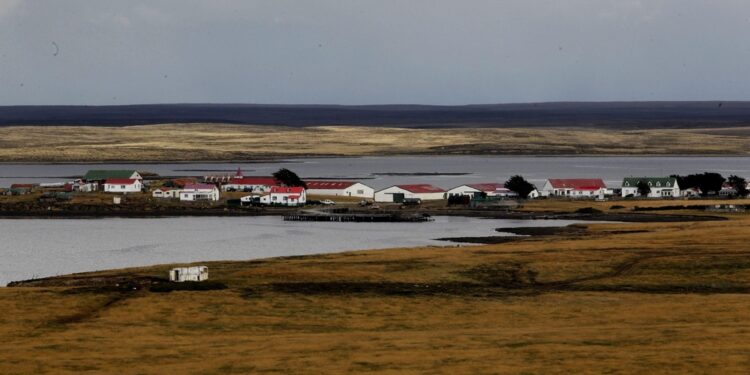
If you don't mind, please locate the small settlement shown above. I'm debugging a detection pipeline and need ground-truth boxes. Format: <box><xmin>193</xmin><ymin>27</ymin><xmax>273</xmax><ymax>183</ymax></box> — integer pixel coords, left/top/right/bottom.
<box><xmin>3</xmin><ymin>168</ymin><xmax>749</xmax><ymax>209</ymax></box>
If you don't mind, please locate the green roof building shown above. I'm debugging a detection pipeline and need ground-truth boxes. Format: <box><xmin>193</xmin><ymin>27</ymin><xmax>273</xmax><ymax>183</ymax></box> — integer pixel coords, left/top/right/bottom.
<box><xmin>621</xmin><ymin>177</ymin><xmax>680</xmax><ymax>198</ymax></box>
<box><xmin>83</xmin><ymin>170</ymin><xmax>141</xmax><ymax>181</ymax></box>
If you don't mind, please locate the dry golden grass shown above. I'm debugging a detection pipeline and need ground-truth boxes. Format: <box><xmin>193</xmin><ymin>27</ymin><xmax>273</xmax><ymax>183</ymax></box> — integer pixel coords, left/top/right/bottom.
<box><xmin>2</xmin><ymin>124</ymin><xmax>750</xmax><ymax>161</ymax></box>
<box><xmin>3</xmin><ymin>202</ymin><xmax>750</xmax><ymax>373</ymax></box>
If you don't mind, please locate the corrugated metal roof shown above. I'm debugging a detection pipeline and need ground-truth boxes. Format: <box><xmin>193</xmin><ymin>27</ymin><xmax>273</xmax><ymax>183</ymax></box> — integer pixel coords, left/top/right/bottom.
<box><xmin>397</xmin><ymin>184</ymin><xmax>445</xmax><ymax>193</ymax></box>
<box><xmin>84</xmin><ymin>170</ymin><xmax>138</xmax><ymax>180</ymax></box>
<box><xmin>306</xmin><ymin>180</ymin><xmax>357</xmax><ymax>189</ymax></box>
<box><xmin>548</xmin><ymin>179</ymin><xmax>606</xmax><ymax>189</ymax></box>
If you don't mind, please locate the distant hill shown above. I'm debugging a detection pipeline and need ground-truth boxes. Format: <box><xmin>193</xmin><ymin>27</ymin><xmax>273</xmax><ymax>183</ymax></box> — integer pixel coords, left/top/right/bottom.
<box><xmin>1</xmin><ymin>102</ymin><xmax>749</xmax><ymax>129</ymax></box>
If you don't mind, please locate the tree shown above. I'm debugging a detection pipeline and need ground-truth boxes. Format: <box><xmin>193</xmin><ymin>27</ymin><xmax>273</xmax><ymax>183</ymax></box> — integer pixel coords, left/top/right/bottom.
<box><xmin>273</xmin><ymin>168</ymin><xmax>307</xmax><ymax>188</ymax></box>
<box><xmin>636</xmin><ymin>181</ymin><xmax>651</xmax><ymax>197</ymax></box>
<box><xmin>728</xmin><ymin>175</ymin><xmax>748</xmax><ymax>197</ymax></box>
<box><xmin>672</xmin><ymin>172</ymin><xmax>725</xmax><ymax>196</ymax></box>
<box><xmin>504</xmin><ymin>175</ymin><xmax>535</xmax><ymax>199</ymax></box>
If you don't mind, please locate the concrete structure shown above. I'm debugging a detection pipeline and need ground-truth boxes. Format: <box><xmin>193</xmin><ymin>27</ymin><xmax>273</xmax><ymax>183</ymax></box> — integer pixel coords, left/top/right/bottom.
<box><xmin>180</xmin><ymin>184</ymin><xmax>220</xmax><ymax>201</ymax></box>
<box><xmin>541</xmin><ymin>178</ymin><xmax>607</xmax><ymax>198</ymax></box>
<box><xmin>259</xmin><ymin>186</ymin><xmax>306</xmax><ymax>206</ymax></box>
<box><xmin>169</xmin><ymin>266</ymin><xmax>209</xmax><ymax>282</ymax></box>
<box><xmin>447</xmin><ymin>183</ymin><xmax>518</xmax><ymax>198</ymax></box>
<box><xmin>375</xmin><ymin>184</ymin><xmax>446</xmax><ymax>203</ymax></box>
<box><xmin>305</xmin><ymin>180</ymin><xmax>374</xmax><ymax>198</ymax></box>
<box><xmin>103</xmin><ymin>178</ymin><xmax>143</xmax><ymax>193</ymax></box>
<box><xmin>621</xmin><ymin>177</ymin><xmax>680</xmax><ymax>198</ymax></box>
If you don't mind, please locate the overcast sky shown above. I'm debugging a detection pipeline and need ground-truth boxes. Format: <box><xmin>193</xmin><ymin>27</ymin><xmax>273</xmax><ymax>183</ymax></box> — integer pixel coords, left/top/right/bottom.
<box><xmin>1</xmin><ymin>0</ymin><xmax>750</xmax><ymax>105</ymax></box>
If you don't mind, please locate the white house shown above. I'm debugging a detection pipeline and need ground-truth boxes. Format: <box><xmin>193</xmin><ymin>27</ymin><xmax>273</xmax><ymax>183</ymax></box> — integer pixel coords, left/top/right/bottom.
<box><xmin>259</xmin><ymin>186</ymin><xmax>306</xmax><ymax>206</ymax></box>
<box><xmin>541</xmin><ymin>178</ymin><xmax>608</xmax><ymax>198</ymax></box>
<box><xmin>621</xmin><ymin>177</ymin><xmax>680</xmax><ymax>198</ymax></box>
<box><xmin>305</xmin><ymin>180</ymin><xmax>375</xmax><ymax>198</ymax></box>
<box><xmin>447</xmin><ymin>183</ymin><xmax>518</xmax><ymax>198</ymax></box>
<box><xmin>374</xmin><ymin>184</ymin><xmax>446</xmax><ymax>203</ymax></box>
<box><xmin>103</xmin><ymin>178</ymin><xmax>143</xmax><ymax>193</ymax></box>
<box><xmin>180</xmin><ymin>183</ymin><xmax>220</xmax><ymax>201</ymax></box>
<box><xmin>169</xmin><ymin>266</ymin><xmax>209</xmax><ymax>282</ymax></box>
<box><xmin>152</xmin><ymin>187</ymin><xmax>181</xmax><ymax>198</ymax></box>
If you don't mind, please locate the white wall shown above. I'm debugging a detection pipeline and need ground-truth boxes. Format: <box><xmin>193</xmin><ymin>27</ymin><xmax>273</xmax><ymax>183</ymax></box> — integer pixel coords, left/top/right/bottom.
<box><xmin>307</xmin><ymin>183</ymin><xmax>374</xmax><ymax>198</ymax></box>
<box><xmin>103</xmin><ymin>181</ymin><xmax>142</xmax><ymax>193</ymax></box>
<box><xmin>375</xmin><ymin>187</ymin><xmax>445</xmax><ymax>202</ymax></box>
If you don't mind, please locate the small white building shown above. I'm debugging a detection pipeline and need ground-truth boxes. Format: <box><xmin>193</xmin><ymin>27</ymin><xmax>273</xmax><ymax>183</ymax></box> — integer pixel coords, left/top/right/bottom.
<box><xmin>103</xmin><ymin>178</ymin><xmax>143</xmax><ymax>193</ymax></box>
<box><xmin>152</xmin><ymin>187</ymin><xmax>181</xmax><ymax>198</ymax></box>
<box><xmin>375</xmin><ymin>184</ymin><xmax>446</xmax><ymax>203</ymax></box>
<box><xmin>259</xmin><ymin>186</ymin><xmax>307</xmax><ymax>206</ymax></box>
<box><xmin>541</xmin><ymin>178</ymin><xmax>608</xmax><ymax>198</ymax></box>
<box><xmin>180</xmin><ymin>183</ymin><xmax>220</xmax><ymax>201</ymax></box>
<box><xmin>621</xmin><ymin>177</ymin><xmax>680</xmax><ymax>198</ymax></box>
<box><xmin>305</xmin><ymin>180</ymin><xmax>375</xmax><ymax>198</ymax></box>
<box><xmin>169</xmin><ymin>266</ymin><xmax>209</xmax><ymax>282</ymax></box>
<box><xmin>447</xmin><ymin>183</ymin><xmax>518</xmax><ymax>198</ymax></box>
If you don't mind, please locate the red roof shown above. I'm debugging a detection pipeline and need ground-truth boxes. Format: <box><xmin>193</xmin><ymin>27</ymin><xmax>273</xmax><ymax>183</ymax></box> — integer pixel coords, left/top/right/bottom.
<box><xmin>271</xmin><ymin>186</ymin><xmax>305</xmax><ymax>194</ymax></box>
<box><xmin>548</xmin><ymin>179</ymin><xmax>606</xmax><ymax>190</ymax></box>
<box><xmin>397</xmin><ymin>184</ymin><xmax>445</xmax><ymax>193</ymax></box>
<box><xmin>105</xmin><ymin>179</ymin><xmax>138</xmax><ymax>185</ymax></box>
<box><xmin>184</xmin><ymin>183</ymin><xmax>217</xmax><ymax>190</ymax></box>
<box><xmin>10</xmin><ymin>183</ymin><xmax>35</xmax><ymax>189</ymax></box>
<box><xmin>305</xmin><ymin>180</ymin><xmax>357</xmax><ymax>189</ymax></box>
<box><xmin>229</xmin><ymin>177</ymin><xmax>279</xmax><ymax>186</ymax></box>
<box><xmin>466</xmin><ymin>183</ymin><xmax>510</xmax><ymax>193</ymax></box>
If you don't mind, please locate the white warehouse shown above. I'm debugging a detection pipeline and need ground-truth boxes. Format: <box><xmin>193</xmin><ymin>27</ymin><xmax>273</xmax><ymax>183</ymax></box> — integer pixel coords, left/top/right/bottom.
<box><xmin>305</xmin><ymin>180</ymin><xmax>374</xmax><ymax>198</ymax></box>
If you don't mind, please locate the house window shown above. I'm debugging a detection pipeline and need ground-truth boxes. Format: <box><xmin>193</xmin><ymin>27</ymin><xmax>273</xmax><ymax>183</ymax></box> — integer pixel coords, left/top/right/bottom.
<box><xmin>121</xmin><ymin>185</ymin><xmax>126</xmax><ymax>189</ymax></box>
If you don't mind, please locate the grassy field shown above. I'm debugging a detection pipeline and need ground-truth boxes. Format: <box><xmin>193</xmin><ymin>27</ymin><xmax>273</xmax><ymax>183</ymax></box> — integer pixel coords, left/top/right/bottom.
<box><xmin>3</xmin><ymin>124</ymin><xmax>750</xmax><ymax>161</ymax></box>
<box><xmin>3</xmin><ymin>201</ymin><xmax>750</xmax><ymax>373</ymax></box>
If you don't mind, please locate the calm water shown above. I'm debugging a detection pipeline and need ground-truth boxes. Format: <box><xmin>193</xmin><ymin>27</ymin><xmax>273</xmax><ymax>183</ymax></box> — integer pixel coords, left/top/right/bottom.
<box><xmin>0</xmin><ymin>216</ymin><xmax>583</xmax><ymax>286</ymax></box>
<box><xmin>1</xmin><ymin>156</ymin><xmax>749</xmax><ymax>189</ymax></box>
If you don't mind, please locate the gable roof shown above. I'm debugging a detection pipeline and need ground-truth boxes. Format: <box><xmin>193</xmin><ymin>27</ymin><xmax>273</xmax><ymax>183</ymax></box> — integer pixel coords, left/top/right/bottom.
<box><xmin>465</xmin><ymin>183</ymin><xmax>511</xmax><ymax>192</ymax></box>
<box><xmin>305</xmin><ymin>180</ymin><xmax>358</xmax><ymax>190</ymax></box>
<box><xmin>547</xmin><ymin>178</ymin><xmax>606</xmax><ymax>190</ymax></box>
<box><xmin>397</xmin><ymin>184</ymin><xmax>445</xmax><ymax>193</ymax></box>
<box><xmin>622</xmin><ymin>177</ymin><xmax>678</xmax><ymax>188</ymax></box>
<box><xmin>84</xmin><ymin>170</ymin><xmax>139</xmax><ymax>181</ymax></box>
<box><xmin>105</xmin><ymin>178</ymin><xmax>138</xmax><ymax>185</ymax></box>
<box><xmin>271</xmin><ymin>186</ymin><xmax>305</xmax><ymax>194</ymax></box>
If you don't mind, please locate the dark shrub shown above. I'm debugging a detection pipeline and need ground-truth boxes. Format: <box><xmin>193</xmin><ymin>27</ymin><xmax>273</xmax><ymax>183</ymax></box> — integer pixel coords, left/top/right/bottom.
<box><xmin>150</xmin><ymin>280</ymin><xmax>228</xmax><ymax>293</ymax></box>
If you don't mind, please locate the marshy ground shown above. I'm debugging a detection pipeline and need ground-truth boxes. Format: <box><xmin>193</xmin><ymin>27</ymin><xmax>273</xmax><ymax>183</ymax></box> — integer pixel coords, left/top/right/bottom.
<box><xmin>3</xmin><ymin>200</ymin><xmax>750</xmax><ymax>373</ymax></box>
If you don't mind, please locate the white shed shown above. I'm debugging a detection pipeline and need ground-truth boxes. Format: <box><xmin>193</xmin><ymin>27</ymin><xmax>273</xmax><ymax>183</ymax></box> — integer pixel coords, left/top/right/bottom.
<box><xmin>169</xmin><ymin>266</ymin><xmax>209</xmax><ymax>282</ymax></box>
<box><xmin>374</xmin><ymin>184</ymin><xmax>446</xmax><ymax>203</ymax></box>
<box><xmin>180</xmin><ymin>184</ymin><xmax>220</xmax><ymax>201</ymax></box>
<box><xmin>103</xmin><ymin>178</ymin><xmax>143</xmax><ymax>193</ymax></box>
